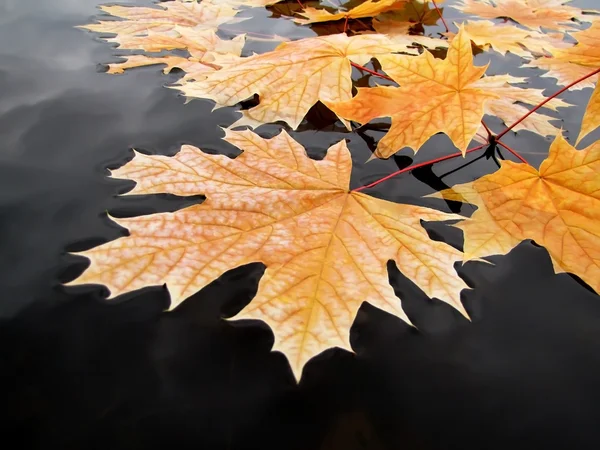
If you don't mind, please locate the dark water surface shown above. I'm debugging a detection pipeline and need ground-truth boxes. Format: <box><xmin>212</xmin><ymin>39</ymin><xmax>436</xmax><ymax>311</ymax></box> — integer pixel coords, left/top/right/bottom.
<box><xmin>2</xmin><ymin>0</ymin><xmax>600</xmax><ymax>448</ymax></box>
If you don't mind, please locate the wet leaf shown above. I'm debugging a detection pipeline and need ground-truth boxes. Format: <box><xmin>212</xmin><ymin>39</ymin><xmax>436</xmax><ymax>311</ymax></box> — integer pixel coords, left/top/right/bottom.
<box><xmin>453</xmin><ymin>0</ymin><xmax>591</xmax><ymax>32</ymax></box>
<box><xmin>79</xmin><ymin>1</ymin><xmax>245</xmax><ymax>75</ymax></box>
<box><xmin>459</xmin><ymin>20</ymin><xmax>568</xmax><ymax>58</ymax></box>
<box><xmin>325</xmin><ymin>28</ymin><xmax>498</xmax><ymax>158</ymax></box>
<box><xmin>81</xmin><ymin>0</ymin><xmax>243</xmax><ymax>35</ymax></box>
<box><xmin>294</xmin><ymin>0</ymin><xmax>406</xmax><ymax>24</ymax></box>
<box><xmin>542</xmin><ymin>23</ymin><xmax>600</xmax><ymax>144</ymax></box>
<box><xmin>176</xmin><ymin>33</ymin><xmax>432</xmax><ymax>129</ymax></box>
<box><xmin>70</xmin><ymin>130</ymin><xmax>468</xmax><ymax>380</ymax></box>
<box><xmin>472</xmin><ymin>74</ymin><xmax>570</xmax><ymax>140</ymax></box>
<box><xmin>435</xmin><ymin>133</ymin><xmax>600</xmax><ymax>294</ymax></box>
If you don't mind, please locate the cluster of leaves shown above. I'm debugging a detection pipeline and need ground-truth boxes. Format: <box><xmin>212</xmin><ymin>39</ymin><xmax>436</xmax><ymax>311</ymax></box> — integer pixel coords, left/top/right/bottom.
<box><xmin>75</xmin><ymin>0</ymin><xmax>600</xmax><ymax>380</ymax></box>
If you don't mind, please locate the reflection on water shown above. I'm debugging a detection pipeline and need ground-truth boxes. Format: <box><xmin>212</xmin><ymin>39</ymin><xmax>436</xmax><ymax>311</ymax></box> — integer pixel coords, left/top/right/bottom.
<box><xmin>1</xmin><ymin>0</ymin><xmax>600</xmax><ymax>448</ymax></box>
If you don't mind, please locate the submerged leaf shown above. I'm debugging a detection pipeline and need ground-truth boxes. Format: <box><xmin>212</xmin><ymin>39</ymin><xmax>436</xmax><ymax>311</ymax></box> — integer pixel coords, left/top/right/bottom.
<box><xmin>374</xmin><ymin>0</ymin><xmax>443</xmax><ymax>30</ymax></box>
<box><xmin>70</xmin><ymin>130</ymin><xmax>469</xmax><ymax>380</ymax></box>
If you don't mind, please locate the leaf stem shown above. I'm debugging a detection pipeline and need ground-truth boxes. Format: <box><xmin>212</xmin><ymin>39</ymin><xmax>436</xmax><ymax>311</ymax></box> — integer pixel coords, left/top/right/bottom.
<box><xmin>480</xmin><ymin>119</ymin><xmax>493</xmax><ymax>139</ymax></box>
<box><xmin>349</xmin><ymin>12</ymin><xmax>600</xmax><ymax>191</ymax></box>
<box><xmin>431</xmin><ymin>0</ymin><xmax>449</xmax><ymax>33</ymax></box>
<box><xmin>350</xmin><ymin>61</ymin><xmax>394</xmax><ymax>81</ymax></box>
<box><xmin>496</xmin><ymin>140</ymin><xmax>529</xmax><ymax>164</ymax></box>
<box><xmin>352</xmin><ymin>143</ymin><xmax>487</xmax><ymax>192</ymax></box>
<box><xmin>496</xmin><ymin>66</ymin><xmax>600</xmax><ymax>139</ymax></box>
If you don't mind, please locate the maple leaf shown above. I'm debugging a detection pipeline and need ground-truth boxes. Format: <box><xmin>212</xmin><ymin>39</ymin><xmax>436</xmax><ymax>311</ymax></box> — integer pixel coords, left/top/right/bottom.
<box><xmin>459</xmin><ymin>20</ymin><xmax>568</xmax><ymax>58</ymax></box>
<box><xmin>453</xmin><ymin>0</ymin><xmax>591</xmax><ymax>32</ymax></box>
<box><xmin>176</xmin><ymin>33</ymin><xmax>434</xmax><ymax>129</ymax></box>
<box><xmin>105</xmin><ymin>31</ymin><xmax>245</xmax><ymax>78</ymax></box>
<box><xmin>525</xmin><ymin>23</ymin><xmax>600</xmax><ymax>144</ymax></box>
<box><xmin>79</xmin><ymin>1</ymin><xmax>245</xmax><ymax>74</ymax></box>
<box><xmin>434</xmin><ymin>133</ymin><xmax>600</xmax><ymax>294</ymax></box>
<box><xmin>69</xmin><ymin>130</ymin><xmax>469</xmax><ymax>380</ymax></box>
<box><xmin>325</xmin><ymin>27</ymin><xmax>498</xmax><ymax>158</ymax></box>
<box><xmin>294</xmin><ymin>0</ymin><xmax>406</xmax><ymax>24</ymax></box>
<box><xmin>81</xmin><ymin>1</ymin><xmax>243</xmax><ymax>35</ymax></box>
<box><xmin>471</xmin><ymin>75</ymin><xmax>570</xmax><ymax>140</ymax></box>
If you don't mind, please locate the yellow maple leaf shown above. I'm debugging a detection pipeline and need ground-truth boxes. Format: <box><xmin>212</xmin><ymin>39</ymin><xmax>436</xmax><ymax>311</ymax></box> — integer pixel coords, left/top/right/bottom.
<box><xmin>294</xmin><ymin>0</ymin><xmax>406</xmax><ymax>24</ymax></box>
<box><xmin>103</xmin><ymin>30</ymin><xmax>245</xmax><ymax>80</ymax></box>
<box><xmin>525</xmin><ymin>22</ymin><xmax>600</xmax><ymax>144</ymax></box>
<box><xmin>460</xmin><ymin>20</ymin><xmax>568</xmax><ymax>58</ymax></box>
<box><xmin>453</xmin><ymin>0</ymin><xmax>592</xmax><ymax>32</ymax></box>
<box><xmin>325</xmin><ymin>27</ymin><xmax>498</xmax><ymax>158</ymax></box>
<box><xmin>471</xmin><ymin>74</ymin><xmax>570</xmax><ymax>140</ymax></box>
<box><xmin>69</xmin><ymin>130</ymin><xmax>469</xmax><ymax>380</ymax></box>
<box><xmin>81</xmin><ymin>0</ymin><xmax>243</xmax><ymax>35</ymax></box>
<box><xmin>527</xmin><ymin>56</ymin><xmax>595</xmax><ymax>80</ymax></box>
<box><xmin>176</xmin><ymin>33</ymin><xmax>433</xmax><ymax>129</ymax></box>
<box><xmin>79</xmin><ymin>1</ymin><xmax>245</xmax><ymax>74</ymax></box>
<box><xmin>434</xmin><ymin>133</ymin><xmax>600</xmax><ymax>294</ymax></box>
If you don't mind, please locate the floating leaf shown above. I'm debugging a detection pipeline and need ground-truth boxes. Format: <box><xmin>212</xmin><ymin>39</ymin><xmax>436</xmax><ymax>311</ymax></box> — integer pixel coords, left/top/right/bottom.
<box><xmin>435</xmin><ymin>133</ymin><xmax>600</xmax><ymax>294</ymax></box>
<box><xmin>326</xmin><ymin>28</ymin><xmax>498</xmax><ymax>158</ymax></box>
<box><xmin>294</xmin><ymin>0</ymin><xmax>406</xmax><ymax>24</ymax></box>
<box><xmin>81</xmin><ymin>0</ymin><xmax>243</xmax><ymax>35</ymax></box>
<box><xmin>176</xmin><ymin>33</ymin><xmax>432</xmax><ymax>129</ymax></box>
<box><xmin>525</xmin><ymin>22</ymin><xmax>600</xmax><ymax>143</ymax></box>
<box><xmin>460</xmin><ymin>20</ymin><xmax>568</xmax><ymax>58</ymax></box>
<box><xmin>79</xmin><ymin>1</ymin><xmax>246</xmax><ymax>75</ymax></box>
<box><xmin>471</xmin><ymin>74</ymin><xmax>569</xmax><ymax>140</ymax></box>
<box><xmin>70</xmin><ymin>130</ymin><xmax>469</xmax><ymax>380</ymax></box>
<box><xmin>453</xmin><ymin>0</ymin><xmax>590</xmax><ymax>32</ymax></box>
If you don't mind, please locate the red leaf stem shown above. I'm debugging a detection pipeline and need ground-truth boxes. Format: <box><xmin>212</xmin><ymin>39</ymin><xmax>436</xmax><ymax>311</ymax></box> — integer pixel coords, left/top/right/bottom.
<box><xmin>497</xmin><ymin>66</ymin><xmax>600</xmax><ymax>139</ymax></box>
<box><xmin>480</xmin><ymin>119</ymin><xmax>493</xmax><ymax>139</ymax></box>
<box><xmin>347</xmin><ymin>26</ymin><xmax>600</xmax><ymax>191</ymax></box>
<box><xmin>352</xmin><ymin>143</ymin><xmax>488</xmax><ymax>192</ymax></box>
<box><xmin>350</xmin><ymin>61</ymin><xmax>394</xmax><ymax>81</ymax></box>
<box><xmin>431</xmin><ymin>0</ymin><xmax>449</xmax><ymax>33</ymax></box>
<box><xmin>496</xmin><ymin>140</ymin><xmax>529</xmax><ymax>164</ymax></box>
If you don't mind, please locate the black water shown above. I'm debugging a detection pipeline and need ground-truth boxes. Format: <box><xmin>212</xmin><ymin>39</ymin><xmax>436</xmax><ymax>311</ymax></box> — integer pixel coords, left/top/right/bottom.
<box><xmin>1</xmin><ymin>0</ymin><xmax>600</xmax><ymax>448</ymax></box>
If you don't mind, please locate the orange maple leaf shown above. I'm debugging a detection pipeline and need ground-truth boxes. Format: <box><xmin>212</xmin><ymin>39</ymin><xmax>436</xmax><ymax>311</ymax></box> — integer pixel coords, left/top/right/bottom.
<box><xmin>325</xmin><ymin>27</ymin><xmax>498</xmax><ymax>158</ymax></box>
<box><xmin>69</xmin><ymin>130</ymin><xmax>469</xmax><ymax>380</ymax></box>
<box><xmin>435</xmin><ymin>133</ymin><xmax>600</xmax><ymax>294</ymax></box>
<box><xmin>177</xmin><ymin>33</ymin><xmax>435</xmax><ymax>129</ymax></box>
